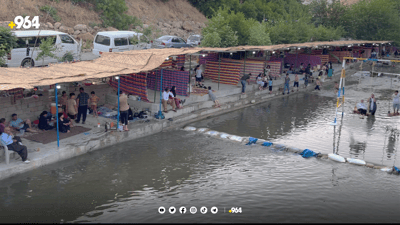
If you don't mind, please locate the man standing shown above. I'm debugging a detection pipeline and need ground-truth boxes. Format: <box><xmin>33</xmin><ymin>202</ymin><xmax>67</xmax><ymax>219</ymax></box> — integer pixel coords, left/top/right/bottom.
<box><xmin>283</xmin><ymin>73</ymin><xmax>290</xmax><ymax>95</ymax></box>
<box><xmin>195</xmin><ymin>65</ymin><xmax>203</xmax><ymax>87</ymax></box>
<box><xmin>1</xmin><ymin>127</ymin><xmax>30</xmax><ymax>163</ymax></box>
<box><xmin>393</xmin><ymin>90</ymin><xmax>400</xmax><ymax>115</ymax></box>
<box><xmin>75</xmin><ymin>87</ymin><xmax>90</xmax><ymax>124</ymax></box>
<box><xmin>368</xmin><ymin>93</ymin><xmax>377</xmax><ymax>116</ymax></box>
<box><xmin>240</xmin><ymin>73</ymin><xmax>251</xmax><ymax>95</ymax></box>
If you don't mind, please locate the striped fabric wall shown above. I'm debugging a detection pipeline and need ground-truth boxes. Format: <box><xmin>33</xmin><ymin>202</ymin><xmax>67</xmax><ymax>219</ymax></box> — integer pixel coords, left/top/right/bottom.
<box><xmin>176</xmin><ymin>55</ymin><xmax>186</xmax><ymax>67</ymax></box>
<box><xmin>204</xmin><ymin>61</ymin><xmax>241</xmax><ymax>85</ymax></box>
<box><xmin>108</xmin><ymin>73</ymin><xmax>150</xmax><ymax>102</ymax></box>
<box><xmin>146</xmin><ymin>69</ymin><xmax>189</xmax><ymax>97</ymax></box>
<box><xmin>159</xmin><ymin>60</ymin><xmax>173</xmax><ymax>68</ymax></box>
<box><xmin>220</xmin><ymin>58</ymin><xmax>265</xmax><ymax>84</ymax></box>
<box><xmin>199</xmin><ymin>53</ymin><xmax>219</xmax><ymax>65</ymax></box>
<box><xmin>284</xmin><ymin>54</ymin><xmax>322</xmax><ymax>68</ymax></box>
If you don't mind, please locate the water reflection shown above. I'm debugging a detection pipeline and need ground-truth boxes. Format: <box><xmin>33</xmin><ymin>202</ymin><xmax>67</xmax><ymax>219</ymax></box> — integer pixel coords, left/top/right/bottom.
<box><xmin>366</xmin><ymin>116</ymin><xmax>376</xmax><ymax>134</ymax></box>
<box><xmin>386</xmin><ymin>127</ymin><xmax>399</xmax><ymax>158</ymax></box>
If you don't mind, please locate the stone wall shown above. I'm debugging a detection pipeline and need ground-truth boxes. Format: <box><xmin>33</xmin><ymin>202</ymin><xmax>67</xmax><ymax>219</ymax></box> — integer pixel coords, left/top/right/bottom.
<box><xmin>0</xmin><ymin>83</ymin><xmax>114</xmax><ymax>123</ymax></box>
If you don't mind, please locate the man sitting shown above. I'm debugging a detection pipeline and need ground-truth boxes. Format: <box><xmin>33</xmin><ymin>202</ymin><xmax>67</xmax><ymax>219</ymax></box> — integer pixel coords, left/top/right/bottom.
<box><xmin>9</xmin><ymin>113</ymin><xmax>37</xmax><ymax>133</ymax></box>
<box><xmin>1</xmin><ymin>127</ymin><xmax>30</xmax><ymax>163</ymax></box>
<box><xmin>357</xmin><ymin>99</ymin><xmax>368</xmax><ymax>117</ymax></box>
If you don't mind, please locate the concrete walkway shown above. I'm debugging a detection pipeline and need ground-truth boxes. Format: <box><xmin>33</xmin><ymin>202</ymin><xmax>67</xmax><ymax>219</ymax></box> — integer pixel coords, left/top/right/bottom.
<box><xmin>0</xmin><ymin>63</ymin><xmax>345</xmax><ymax>181</ymax></box>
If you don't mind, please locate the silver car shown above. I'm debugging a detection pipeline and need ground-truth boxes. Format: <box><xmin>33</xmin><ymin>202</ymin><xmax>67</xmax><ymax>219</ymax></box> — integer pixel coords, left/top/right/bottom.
<box><xmin>151</xmin><ymin>35</ymin><xmax>193</xmax><ymax>48</ymax></box>
<box><xmin>187</xmin><ymin>35</ymin><xmax>202</xmax><ymax>46</ymax></box>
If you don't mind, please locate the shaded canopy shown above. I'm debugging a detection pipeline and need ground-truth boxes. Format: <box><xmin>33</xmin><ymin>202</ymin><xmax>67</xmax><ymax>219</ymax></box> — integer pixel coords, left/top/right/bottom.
<box><xmin>0</xmin><ymin>40</ymin><xmax>390</xmax><ymax>91</ymax></box>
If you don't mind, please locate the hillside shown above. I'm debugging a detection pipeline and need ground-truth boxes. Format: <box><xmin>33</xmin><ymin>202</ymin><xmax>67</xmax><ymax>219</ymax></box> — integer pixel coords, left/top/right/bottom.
<box><xmin>0</xmin><ymin>0</ymin><xmax>207</xmax><ymax>42</ymax></box>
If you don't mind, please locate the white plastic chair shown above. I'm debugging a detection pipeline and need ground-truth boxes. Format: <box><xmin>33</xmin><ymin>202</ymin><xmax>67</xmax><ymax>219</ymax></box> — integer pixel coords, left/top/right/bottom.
<box><xmin>1</xmin><ymin>140</ymin><xmax>15</xmax><ymax>165</ymax></box>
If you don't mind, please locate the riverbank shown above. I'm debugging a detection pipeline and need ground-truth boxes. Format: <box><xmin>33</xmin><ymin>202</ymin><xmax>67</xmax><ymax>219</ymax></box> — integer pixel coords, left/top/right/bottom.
<box><xmin>0</xmin><ymin>64</ymin><xmax>346</xmax><ymax>181</ymax></box>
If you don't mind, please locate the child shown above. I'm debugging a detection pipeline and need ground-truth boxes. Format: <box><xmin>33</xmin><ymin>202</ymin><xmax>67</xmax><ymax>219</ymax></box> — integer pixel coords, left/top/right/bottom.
<box><xmin>208</xmin><ymin>86</ymin><xmax>220</xmax><ymax>108</ymax></box>
<box><xmin>60</xmin><ymin>91</ymin><xmax>68</xmax><ymax>113</ymax></box>
<box><xmin>293</xmin><ymin>74</ymin><xmax>299</xmax><ymax>92</ymax></box>
<box><xmin>334</xmin><ymin>81</ymin><xmax>339</xmax><ymax>94</ymax></box>
<box><xmin>67</xmin><ymin>93</ymin><xmax>77</xmax><ymax>126</ymax></box>
<box><xmin>315</xmin><ymin>78</ymin><xmax>321</xmax><ymax>90</ymax></box>
<box><xmin>268</xmin><ymin>78</ymin><xmax>273</xmax><ymax>94</ymax></box>
<box><xmin>89</xmin><ymin>91</ymin><xmax>100</xmax><ymax>118</ymax></box>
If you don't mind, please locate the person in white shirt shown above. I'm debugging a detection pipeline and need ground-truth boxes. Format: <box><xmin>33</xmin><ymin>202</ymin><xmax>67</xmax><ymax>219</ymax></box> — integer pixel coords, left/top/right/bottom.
<box><xmin>357</xmin><ymin>99</ymin><xmax>367</xmax><ymax>117</ymax></box>
<box><xmin>162</xmin><ymin>88</ymin><xmax>176</xmax><ymax>113</ymax></box>
<box><xmin>393</xmin><ymin>90</ymin><xmax>400</xmax><ymax>115</ymax></box>
<box><xmin>195</xmin><ymin>65</ymin><xmax>203</xmax><ymax>86</ymax></box>
<box><xmin>1</xmin><ymin>127</ymin><xmax>29</xmax><ymax>163</ymax></box>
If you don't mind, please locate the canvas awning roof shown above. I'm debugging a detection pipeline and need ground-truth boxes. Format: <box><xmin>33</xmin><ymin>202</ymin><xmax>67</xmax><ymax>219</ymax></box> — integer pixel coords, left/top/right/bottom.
<box><xmin>0</xmin><ymin>40</ymin><xmax>391</xmax><ymax>91</ymax></box>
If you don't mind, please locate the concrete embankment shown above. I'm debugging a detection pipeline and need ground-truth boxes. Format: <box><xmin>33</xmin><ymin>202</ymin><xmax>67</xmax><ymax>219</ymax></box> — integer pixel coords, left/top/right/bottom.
<box><xmin>0</xmin><ymin>67</ymin><xmax>344</xmax><ymax>181</ymax></box>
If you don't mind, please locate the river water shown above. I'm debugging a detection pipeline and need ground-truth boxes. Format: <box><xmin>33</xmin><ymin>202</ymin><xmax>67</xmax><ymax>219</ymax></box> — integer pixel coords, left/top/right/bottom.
<box><xmin>0</xmin><ymin>74</ymin><xmax>399</xmax><ymax>223</ymax></box>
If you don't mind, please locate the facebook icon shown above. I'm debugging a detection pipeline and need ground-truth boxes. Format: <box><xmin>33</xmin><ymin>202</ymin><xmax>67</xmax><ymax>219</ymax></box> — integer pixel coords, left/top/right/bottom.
<box><xmin>179</xmin><ymin>206</ymin><xmax>187</xmax><ymax>214</ymax></box>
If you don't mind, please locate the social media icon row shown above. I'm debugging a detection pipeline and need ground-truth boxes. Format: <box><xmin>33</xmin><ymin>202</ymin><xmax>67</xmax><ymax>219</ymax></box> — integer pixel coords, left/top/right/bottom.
<box><xmin>158</xmin><ymin>206</ymin><xmax>218</xmax><ymax>214</ymax></box>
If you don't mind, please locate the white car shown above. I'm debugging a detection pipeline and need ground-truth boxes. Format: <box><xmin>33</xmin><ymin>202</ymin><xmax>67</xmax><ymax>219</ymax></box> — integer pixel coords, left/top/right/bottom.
<box><xmin>6</xmin><ymin>30</ymin><xmax>81</xmax><ymax>67</ymax></box>
<box><xmin>187</xmin><ymin>35</ymin><xmax>202</xmax><ymax>46</ymax></box>
<box><xmin>93</xmin><ymin>31</ymin><xmax>149</xmax><ymax>56</ymax></box>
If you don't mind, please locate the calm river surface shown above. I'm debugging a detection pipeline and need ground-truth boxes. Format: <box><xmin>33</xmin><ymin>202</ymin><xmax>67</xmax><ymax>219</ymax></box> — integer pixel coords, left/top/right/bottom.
<box><xmin>0</xmin><ymin>79</ymin><xmax>399</xmax><ymax>223</ymax></box>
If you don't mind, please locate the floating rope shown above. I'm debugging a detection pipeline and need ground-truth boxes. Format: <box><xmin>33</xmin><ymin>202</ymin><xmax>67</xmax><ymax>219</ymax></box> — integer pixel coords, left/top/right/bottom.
<box><xmin>262</xmin><ymin>141</ymin><xmax>273</xmax><ymax>147</ymax></box>
<box><xmin>299</xmin><ymin>149</ymin><xmax>320</xmax><ymax>158</ymax></box>
<box><xmin>246</xmin><ymin>137</ymin><xmax>258</xmax><ymax>145</ymax></box>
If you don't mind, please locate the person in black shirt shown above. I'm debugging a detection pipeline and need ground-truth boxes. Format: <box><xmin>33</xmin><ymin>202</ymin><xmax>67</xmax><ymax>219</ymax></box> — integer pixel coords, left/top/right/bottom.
<box><xmin>240</xmin><ymin>73</ymin><xmax>251</xmax><ymax>94</ymax></box>
<box><xmin>75</xmin><ymin>87</ymin><xmax>90</xmax><ymax>124</ymax></box>
<box><xmin>38</xmin><ymin>111</ymin><xmax>54</xmax><ymax>131</ymax></box>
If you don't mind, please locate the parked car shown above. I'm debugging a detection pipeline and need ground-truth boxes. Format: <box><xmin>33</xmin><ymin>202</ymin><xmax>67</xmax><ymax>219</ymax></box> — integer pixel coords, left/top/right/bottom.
<box><xmin>151</xmin><ymin>35</ymin><xmax>193</xmax><ymax>48</ymax></box>
<box><xmin>93</xmin><ymin>31</ymin><xmax>150</xmax><ymax>56</ymax></box>
<box><xmin>187</xmin><ymin>34</ymin><xmax>202</xmax><ymax>46</ymax></box>
<box><xmin>5</xmin><ymin>30</ymin><xmax>81</xmax><ymax>67</ymax></box>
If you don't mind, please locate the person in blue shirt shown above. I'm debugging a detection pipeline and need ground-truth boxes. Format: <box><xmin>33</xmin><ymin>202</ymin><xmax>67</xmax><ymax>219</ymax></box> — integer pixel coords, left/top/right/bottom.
<box><xmin>9</xmin><ymin>113</ymin><xmax>36</xmax><ymax>133</ymax></box>
<box><xmin>1</xmin><ymin>127</ymin><xmax>29</xmax><ymax>163</ymax></box>
<box><xmin>282</xmin><ymin>73</ymin><xmax>290</xmax><ymax>95</ymax></box>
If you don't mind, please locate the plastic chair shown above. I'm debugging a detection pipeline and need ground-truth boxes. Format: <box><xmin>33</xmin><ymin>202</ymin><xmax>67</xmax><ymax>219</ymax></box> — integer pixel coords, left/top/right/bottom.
<box><xmin>1</xmin><ymin>140</ymin><xmax>15</xmax><ymax>165</ymax></box>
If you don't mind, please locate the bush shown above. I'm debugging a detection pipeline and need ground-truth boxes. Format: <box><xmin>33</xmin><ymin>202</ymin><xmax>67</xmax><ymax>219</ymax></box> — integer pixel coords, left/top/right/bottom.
<box><xmin>61</xmin><ymin>52</ymin><xmax>74</xmax><ymax>62</ymax></box>
<box><xmin>40</xmin><ymin>5</ymin><xmax>61</xmax><ymax>22</ymax></box>
<box><xmin>0</xmin><ymin>27</ymin><xmax>17</xmax><ymax>66</ymax></box>
<box><xmin>83</xmin><ymin>40</ymin><xmax>93</xmax><ymax>49</ymax></box>
<box><xmin>95</xmin><ymin>0</ymin><xmax>142</xmax><ymax>30</ymax></box>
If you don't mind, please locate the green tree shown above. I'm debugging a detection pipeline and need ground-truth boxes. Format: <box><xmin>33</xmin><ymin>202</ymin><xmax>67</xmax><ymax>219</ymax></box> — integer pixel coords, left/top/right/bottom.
<box><xmin>201</xmin><ymin>11</ymin><xmax>238</xmax><ymax>47</ymax></box>
<box><xmin>35</xmin><ymin>37</ymin><xmax>59</xmax><ymax>65</ymax></box>
<box><xmin>95</xmin><ymin>0</ymin><xmax>142</xmax><ymax>30</ymax></box>
<box><xmin>201</xmin><ymin>32</ymin><xmax>222</xmax><ymax>47</ymax></box>
<box><xmin>247</xmin><ymin>22</ymin><xmax>271</xmax><ymax>45</ymax></box>
<box><xmin>0</xmin><ymin>27</ymin><xmax>17</xmax><ymax>66</ymax></box>
<box><xmin>341</xmin><ymin>0</ymin><xmax>400</xmax><ymax>45</ymax></box>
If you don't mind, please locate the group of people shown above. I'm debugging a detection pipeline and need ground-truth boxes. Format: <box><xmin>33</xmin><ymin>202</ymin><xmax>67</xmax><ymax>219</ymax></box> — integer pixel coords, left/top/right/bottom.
<box><xmin>161</xmin><ymin>86</ymin><xmax>186</xmax><ymax>113</ymax></box>
<box><xmin>356</xmin><ymin>93</ymin><xmax>377</xmax><ymax>118</ymax></box>
<box><xmin>256</xmin><ymin>73</ymin><xmax>274</xmax><ymax>93</ymax></box>
<box><xmin>0</xmin><ymin>114</ymin><xmax>36</xmax><ymax>164</ymax></box>
<box><xmin>355</xmin><ymin>91</ymin><xmax>400</xmax><ymax>118</ymax></box>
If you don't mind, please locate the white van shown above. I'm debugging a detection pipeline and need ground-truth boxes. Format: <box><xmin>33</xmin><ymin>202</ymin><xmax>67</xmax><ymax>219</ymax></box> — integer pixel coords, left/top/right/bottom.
<box><xmin>93</xmin><ymin>31</ymin><xmax>150</xmax><ymax>56</ymax></box>
<box><xmin>6</xmin><ymin>30</ymin><xmax>81</xmax><ymax>67</ymax></box>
